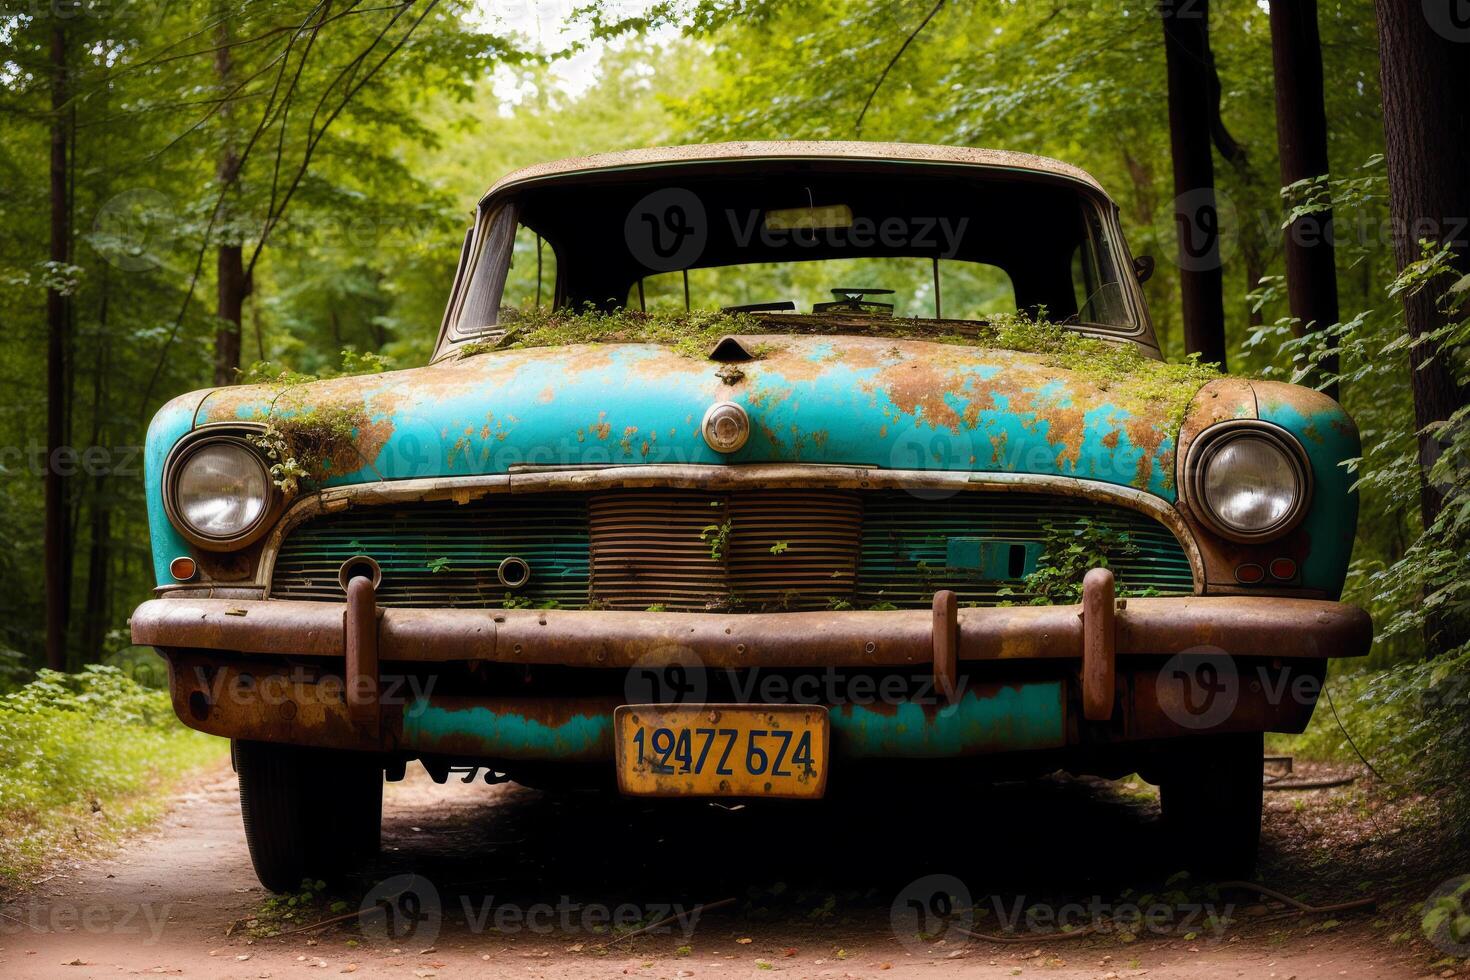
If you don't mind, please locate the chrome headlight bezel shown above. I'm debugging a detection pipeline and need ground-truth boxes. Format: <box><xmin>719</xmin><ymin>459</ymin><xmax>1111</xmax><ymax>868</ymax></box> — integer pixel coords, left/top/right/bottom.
<box><xmin>1183</xmin><ymin>420</ymin><xmax>1312</xmax><ymax>543</ymax></box>
<box><xmin>162</xmin><ymin>427</ymin><xmax>279</xmax><ymax>550</ymax></box>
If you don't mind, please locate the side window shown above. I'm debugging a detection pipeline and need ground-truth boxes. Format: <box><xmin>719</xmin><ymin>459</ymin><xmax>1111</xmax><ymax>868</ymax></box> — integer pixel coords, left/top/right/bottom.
<box><xmin>1071</xmin><ymin>242</ymin><xmax>1097</xmax><ymax>319</ymax></box>
<box><xmin>451</xmin><ymin>207</ymin><xmax>558</xmax><ymax>339</ymax></box>
<box><xmin>1070</xmin><ymin>210</ymin><xmax>1131</xmax><ymax>327</ymax></box>
<box><xmin>499</xmin><ymin>222</ymin><xmax>558</xmax><ymax>315</ymax></box>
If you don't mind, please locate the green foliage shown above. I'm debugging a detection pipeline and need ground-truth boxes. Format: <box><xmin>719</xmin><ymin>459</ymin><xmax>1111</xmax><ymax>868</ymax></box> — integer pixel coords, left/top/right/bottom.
<box><xmin>701</xmin><ymin>518</ymin><xmax>735</xmax><ymax>562</ymax></box>
<box><xmin>1423</xmin><ymin>878</ymin><xmax>1470</xmax><ymax>953</ymax></box>
<box><xmin>250</xmin><ymin>403</ymin><xmax>373</xmax><ymax>494</ymax></box>
<box><xmin>1001</xmin><ymin>518</ymin><xmax>1159</xmax><ymax>605</ymax></box>
<box><xmin>460</xmin><ymin>307</ymin><xmax>1221</xmax><ymax>430</ymax></box>
<box><xmin>0</xmin><ymin>666</ymin><xmax>221</xmax><ymax>882</ymax></box>
<box><xmin>460</xmin><ymin>306</ymin><xmax>763</xmax><ymax>359</ymax></box>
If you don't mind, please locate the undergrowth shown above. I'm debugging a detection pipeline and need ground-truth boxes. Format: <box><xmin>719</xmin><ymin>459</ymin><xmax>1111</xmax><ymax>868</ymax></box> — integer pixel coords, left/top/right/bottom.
<box><xmin>0</xmin><ymin>665</ymin><xmax>222</xmax><ymax>886</ymax></box>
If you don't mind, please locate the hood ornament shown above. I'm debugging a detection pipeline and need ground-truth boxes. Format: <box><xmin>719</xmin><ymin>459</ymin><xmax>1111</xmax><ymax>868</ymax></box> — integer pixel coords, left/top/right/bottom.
<box><xmin>702</xmin><ymin>401</ymin><xmax>750</xmax><ymax>454</ymax></box>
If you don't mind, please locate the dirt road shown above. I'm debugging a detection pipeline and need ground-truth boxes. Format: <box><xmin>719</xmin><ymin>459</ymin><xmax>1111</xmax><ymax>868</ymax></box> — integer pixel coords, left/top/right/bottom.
<box><xmin>0</xmin><ymin>760</ymin><xmax>1455</xmax><ymax>979</ymax></box>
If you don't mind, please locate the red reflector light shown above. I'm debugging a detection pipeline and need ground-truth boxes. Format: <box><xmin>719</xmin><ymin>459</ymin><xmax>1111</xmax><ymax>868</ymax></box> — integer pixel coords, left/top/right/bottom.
<box><xmin>1269</xmin><ymin>557</ymin><xmax>1298</xmax><ymax>580</ymax></box>
<box><xmin>1234</xmin><ymin>563</ymin><xmax>1265</xmax><ymax>584</ymax></box>
<box><xmin>169</xmin><ymin>556</ymin><xmax>197</xmax><ymax>581</ymax></box>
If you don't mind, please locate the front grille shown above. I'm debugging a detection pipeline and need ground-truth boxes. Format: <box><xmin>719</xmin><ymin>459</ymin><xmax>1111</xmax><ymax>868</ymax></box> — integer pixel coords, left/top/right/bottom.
<box><xmin>589</xmin><ymin>490</ymin><xmax>861</xmax><ymax>611</ymax></box>
<box><xmin>858</xmin><ymin>492</ymin><xmax>1195</xmax><ymax>606</ymax></box>
<box><xmin>269</xmin><ymin>494</ymin><xmax>590</xmax><ymax>607</ymax></box>
<box><xmin>269</xmin><ymin>487</ymin><xmax>1194</xmax><ymax>609</ymax></box>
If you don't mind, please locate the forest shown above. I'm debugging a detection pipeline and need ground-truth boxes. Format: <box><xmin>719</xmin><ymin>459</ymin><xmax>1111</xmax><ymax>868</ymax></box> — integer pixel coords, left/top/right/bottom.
<box><xmin>0</xmin><ymin>0</ymin><xmax>1466</xmax><ymax>804</ymax></box>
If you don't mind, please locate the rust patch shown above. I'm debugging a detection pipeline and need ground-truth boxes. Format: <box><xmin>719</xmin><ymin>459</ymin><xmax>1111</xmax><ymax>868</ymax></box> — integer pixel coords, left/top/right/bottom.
<box><xmin>863</xmin><ymin>359</ymin><xmax>965</xmax><ymax>431</ymax></box>
<box><xmin>1026</xmin><ymin>388</ymin><xmax>1087</xmax><ymax>470</ymax></box>
<box><xmin>988</xmin><ymin>429</ymin><xmax>1008</xmax><ymax>466</ymax></box>
<box><xmin>351</xmin><ymin>417</ymin><xmax>395</xmax><ymax>470</ymax></box>
<box><xmin>1123</xmin><ymin>415</ymin><xmax>1170</xmax><ymax>490</ymax></box>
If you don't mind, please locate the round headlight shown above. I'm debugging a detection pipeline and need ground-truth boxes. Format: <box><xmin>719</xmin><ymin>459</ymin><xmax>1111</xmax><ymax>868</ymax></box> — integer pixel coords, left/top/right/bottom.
<box><xmin>1186</xmin><ymin>422</ymin><xmax>1311</xmax><ymax>542</ymax></box>
<box><xmin>169</xmin><ymin>438</ymin><xmax>272</xmax><ymax>544</ymax></box>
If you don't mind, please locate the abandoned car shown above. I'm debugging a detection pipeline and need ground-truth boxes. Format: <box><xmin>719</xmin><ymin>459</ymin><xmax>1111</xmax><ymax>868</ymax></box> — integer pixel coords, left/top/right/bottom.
<box><xmin>132</xmin><ymin>142</ymin><xmax>1371</xmax><ymax>890</ymax></box>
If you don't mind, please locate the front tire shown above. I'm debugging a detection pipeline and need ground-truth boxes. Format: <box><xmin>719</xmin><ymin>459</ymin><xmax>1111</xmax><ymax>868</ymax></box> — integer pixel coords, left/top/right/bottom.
<box><xmin>1158</xmin><ymin>732</ymin><xmax>1263</xmax><ymax>878</ymax></box>
<box><xmin>235</xmin><ymin>740</ymin><xmax>383</xmax><ymax>892</ymax></box>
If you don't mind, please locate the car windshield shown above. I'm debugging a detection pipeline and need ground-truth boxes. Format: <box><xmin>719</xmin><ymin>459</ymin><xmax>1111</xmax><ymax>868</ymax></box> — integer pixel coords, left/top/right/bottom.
<box><xmin>449</xmin><ymin>162</ymin><xmax>1142</xmax><ymax>341</ymax></box>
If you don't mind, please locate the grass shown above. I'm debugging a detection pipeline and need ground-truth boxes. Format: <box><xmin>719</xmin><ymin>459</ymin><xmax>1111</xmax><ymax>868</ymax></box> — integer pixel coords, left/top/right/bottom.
<box><xmin>0</xmin><ymin>663</ymin><xmax>226</xmax><ymax>887</ymax></box>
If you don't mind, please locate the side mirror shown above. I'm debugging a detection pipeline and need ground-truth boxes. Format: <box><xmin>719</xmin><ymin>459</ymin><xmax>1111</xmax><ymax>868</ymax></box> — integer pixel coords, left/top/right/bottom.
<box><xmin>1133</xmin><ymin>255</ymin><xmax>1155</xmax><ymax>284</ymax></box>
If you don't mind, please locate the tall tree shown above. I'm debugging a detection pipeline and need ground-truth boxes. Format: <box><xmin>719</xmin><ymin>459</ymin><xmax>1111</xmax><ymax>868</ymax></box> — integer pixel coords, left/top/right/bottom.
<box><xmin>214</xmin><ymin>13</ymin><xmax>249</xmax><ymax>386</ymax></box>
<box><xmin>1374</xmin><ymin>0</ymin><xmax>1470</xmax><ymax>528</ymax></box>
<box><xmin>44</xmin><ymin>18</ymin><xmax>71</xmax><ymax>671</ymax></box>
<box><xmin>1270</xmin><ymin>0</ymin><xmax>1340</xmax><ymax>395</ymax></box>
<box><xmin>1159</xmin><ymin>0</ymin><xmax>1229</xmax><ymax>367</ymax></box>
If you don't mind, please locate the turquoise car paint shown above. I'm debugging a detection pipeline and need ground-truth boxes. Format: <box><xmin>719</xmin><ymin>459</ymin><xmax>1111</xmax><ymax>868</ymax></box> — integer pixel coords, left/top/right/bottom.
<box><xmin>141</xmin><ymin>336</ymin><xmax>1362</xmax><ymax>599</ymax></box>
<box><xmin>396</xmin><ymin>684</ymin><xmax>1065</xmax><ymax>761</ymax></box>
<box><xmin>1252</xmin><ymin>381</ymin><xmax>1361</xmax><ymax>596</ymax></box>
<box><xmin>830</xmin><ymin>682</ymin><xmax>1066</xmax><ymax>757</ymax></box>
<box><xmin>144</xmin><ymin>390</ymin><xmax>211</xmax><ymax>584</ymax></box>
<box><xmin>189</xmin><ymin>337</ymin><xmax>1181</xmax><ymax>494</ymax></box>
<box><xmin>403</xmin><ymin>699</ymin><xmax>611</xmax><ymax>762</ymax></box>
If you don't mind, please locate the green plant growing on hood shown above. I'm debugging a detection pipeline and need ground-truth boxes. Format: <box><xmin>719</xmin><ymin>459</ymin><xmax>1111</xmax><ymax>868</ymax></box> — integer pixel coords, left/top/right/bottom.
<box><xmin>249</xmin><ymin>403</ymin><xmax>371</xmax><ymax>494</ymax></box>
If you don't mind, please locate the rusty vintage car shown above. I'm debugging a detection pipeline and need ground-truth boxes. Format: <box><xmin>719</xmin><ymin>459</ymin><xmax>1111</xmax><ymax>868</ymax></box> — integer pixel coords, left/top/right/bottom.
<box><xmin>132</xmin><ymin>142</ymin><xmax>1371</xmax><ymax>890</ymax></box>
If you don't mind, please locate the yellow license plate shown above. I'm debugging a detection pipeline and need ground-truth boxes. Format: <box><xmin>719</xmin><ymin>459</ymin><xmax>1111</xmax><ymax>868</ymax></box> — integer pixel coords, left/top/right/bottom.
<box><xmin>614</xmin><ymin>704</ymin><xmax>829</xmax><ymax>799</ymax></box>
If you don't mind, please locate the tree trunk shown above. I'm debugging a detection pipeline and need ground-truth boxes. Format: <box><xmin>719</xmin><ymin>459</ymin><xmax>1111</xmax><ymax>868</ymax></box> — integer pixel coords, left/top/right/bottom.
<box><xmin>1375</xmin><ymin>0</ymin><xmax>1470</xmax><ymax>526</ymax></box>
<box><xmin>213</xmin><ymin>17</ymin><xmax>247</xmax><ymax>386</ymax></box>
<box><xmin>1159</xmin><ymin>0</ymin><xmax>1229</xmax><ymax>368</ymax></box>
<box><xmin>1376</xmin><ymin>0</ymin><xmax>1470</xmax><ymax>658</ymax></box>
<box><xmin>215</xmin><ymin>241</ymin><xmax>245</xmax><ymax>384</ymax></box>
<box><xmin>45</xmin><ymin>24</ymin><xmax>70</xmax><ymax>672</ymax></box>
<box><xmin>80</xmin><ymin>275</ymin><xmax>111</xmax><ymax>664</ymax></box>
<box><xmin>1270</xmin><ymin>0</ymin><xmax>1340</xmax><ymax>396</ymax></box>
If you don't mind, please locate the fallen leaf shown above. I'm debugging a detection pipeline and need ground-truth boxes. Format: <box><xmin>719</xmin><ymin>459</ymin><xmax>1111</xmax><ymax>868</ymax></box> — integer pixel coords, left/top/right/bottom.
<box><xmin>737</xmin><ymin>937</ymin><xmax>753</xmax><ymax>945</ymax></box>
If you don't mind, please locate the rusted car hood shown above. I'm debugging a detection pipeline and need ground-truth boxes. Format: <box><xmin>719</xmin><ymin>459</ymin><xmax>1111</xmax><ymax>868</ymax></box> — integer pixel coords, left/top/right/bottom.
<box><xmin>189</xmin><ymin>335</ymin><xmax>1191</xmax><ymax>497</ymax></box>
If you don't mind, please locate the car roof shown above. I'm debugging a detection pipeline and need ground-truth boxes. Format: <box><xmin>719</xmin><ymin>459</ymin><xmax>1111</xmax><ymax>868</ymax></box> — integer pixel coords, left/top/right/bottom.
<box><xmin>480</xmin><ymin>140</ymin><xmax>1109</xmax><ymax>204</ymax></box>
